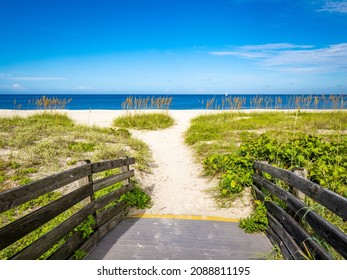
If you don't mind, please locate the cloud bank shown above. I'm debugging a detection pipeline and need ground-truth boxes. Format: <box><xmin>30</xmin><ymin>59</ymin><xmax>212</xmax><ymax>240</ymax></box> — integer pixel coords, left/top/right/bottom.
<box><xmin>209</xmin><ymin>43</ymin><xmax>347</xmax><ymax>73</ymax></box>
<box><xmin>318</xmin><ymin>1</ymin><xmax>347</xmax><ymax>13</ymax></box>
<box><xmin>6</xmin><ymin>76</ymin><xmax>66</xmax><ymax>81</ymax></box>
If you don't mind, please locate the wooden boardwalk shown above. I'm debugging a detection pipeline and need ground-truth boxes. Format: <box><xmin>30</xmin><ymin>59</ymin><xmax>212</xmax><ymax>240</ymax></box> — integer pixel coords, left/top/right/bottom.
<box><xmin>87</xmin><ymin>215</ymin><xmax>273</xmax><ymax>260</ymax></box>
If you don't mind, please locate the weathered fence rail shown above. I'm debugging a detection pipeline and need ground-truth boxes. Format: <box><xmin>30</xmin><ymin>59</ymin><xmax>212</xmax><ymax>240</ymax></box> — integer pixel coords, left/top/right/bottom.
<box><xmin>0</xmin><ymin>157</ymin><xmax>135</xmax><ymax>260</ymax></box>
<box><xmin>253</xmin><ymin>161</ymin><xmax>347</xmax><ymax>260</ymax></box>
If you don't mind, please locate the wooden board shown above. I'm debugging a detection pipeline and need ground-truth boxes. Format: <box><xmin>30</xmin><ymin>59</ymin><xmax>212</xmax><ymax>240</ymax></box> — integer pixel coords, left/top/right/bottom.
<box><xmin>254</xmin><ymin>173</ymin><xmax>347</xmax><ymax>259</ymax></box>
<box><xmin>254</xmin><ymin>161</ymin><xmax>347</xmax><ymax>220</ymax></box>
<box><xmin>0</xmin><ymin>183</ymin><xmax>93</xmax><ymax>251</ymax></box>
<box><xmin>87</xmin><ymin>217</ymin><xmax>273</xmax><ymax>260</ymax></box>
<box><xmin>0</xmin><ymin>164</ymin><xmax>91</xmax><ymax>213</ymax></box>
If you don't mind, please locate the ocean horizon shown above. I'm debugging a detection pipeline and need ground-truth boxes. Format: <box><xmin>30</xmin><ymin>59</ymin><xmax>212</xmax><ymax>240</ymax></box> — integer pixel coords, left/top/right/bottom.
<box><xmin>0</xmin><ymin>93</ymin><xmax>346</xmax><ymax>110</ymax></box>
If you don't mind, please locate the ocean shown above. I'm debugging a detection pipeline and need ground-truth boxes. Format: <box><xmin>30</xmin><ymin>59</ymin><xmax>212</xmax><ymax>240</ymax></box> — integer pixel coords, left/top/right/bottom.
<box><xmin>0</xmin><ymin>93</ymin><xmax>346</xmax><ymax>110</ymax></box>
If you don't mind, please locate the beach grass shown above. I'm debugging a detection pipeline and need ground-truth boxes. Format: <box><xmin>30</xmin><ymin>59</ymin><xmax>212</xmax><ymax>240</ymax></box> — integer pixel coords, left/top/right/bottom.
<box><xmin>0</xmin><ymin>112</ymin><xmax>153</xmax><ymax>191</ymax></box>
<box><xmin>185</xmin><ymin>110</ymin><xmax>347</xmax><ymax>159</ymax></box>
<box><xmin>113</xmin><ymin>112</ymin><xmax>175</xmax><ymax>130</ymax></box>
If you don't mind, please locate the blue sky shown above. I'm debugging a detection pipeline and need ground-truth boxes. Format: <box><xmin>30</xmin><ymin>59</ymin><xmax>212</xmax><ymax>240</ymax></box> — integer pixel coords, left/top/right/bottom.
<box><xmin>0</xmin><ymin>0</ymin><xmax>347</xmax><ymax>94</ymax></box>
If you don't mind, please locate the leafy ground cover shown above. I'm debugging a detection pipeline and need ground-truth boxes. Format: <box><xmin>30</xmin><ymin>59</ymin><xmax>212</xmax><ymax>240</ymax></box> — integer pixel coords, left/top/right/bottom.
<box><xmin>185</xmin><ymin>110</ymin><xmax>347</xmax><ymax>259</ymax></box>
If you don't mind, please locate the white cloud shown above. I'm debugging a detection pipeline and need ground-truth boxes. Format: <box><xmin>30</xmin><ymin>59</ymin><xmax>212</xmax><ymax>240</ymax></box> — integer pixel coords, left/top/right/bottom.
<box><xmin>6</xmin><ymin>76</ymin><xmax>66</xmax><ymax>81</ymax></box>
<box><xmin>209</xmin><ymin>51</ymin><xmax>236</xmax><ymax>56</ymax></box>
<box><xmin>209</xmin><ymin>43</ymin><xmax>315</xmax><ymax>59</ymax></box>
<box><xmin>209</xmin><ymin>43</ymin><xmax>347</xmax><ymax>73</ymax></box>
<box><xmin>237</xmin><ymin>43</ymin><xmax>314</xmax><ymax>51</ymax></box>
<box><xmin>11</xmin><ymin>83</ymin><xmax>25</xmax><ymax>91</ymax></box>
<box><xmin>76</xmin><ymin>86</ymin><xmax>94</xmax><ymax>91</ymax></box>
<box><xmin>318</xmin><ymin>1</ymin><xmax>347</xmax><ymax>13</ymax></box>
<box><xmin>0</xmin><ymin>73</ymin><xmax>12</xmax><ymax>79</ymax></box>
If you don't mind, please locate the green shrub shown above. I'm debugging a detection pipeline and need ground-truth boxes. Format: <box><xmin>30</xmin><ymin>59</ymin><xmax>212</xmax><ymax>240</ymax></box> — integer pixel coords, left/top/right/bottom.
<box><xmin>239</xmin><ymin>200</ymin><xmax>268</xmax><ymax>233</ymax></box>
<box><xmin>74</xmin><ymin>215</ymin><xmax>95</xmax><ymax>239</ymax></box>
<box><xmin>204</xmin><ymin>153</ymin><xmax>253</xmax><ymax>196</ymax></box>
<box><xmin>121</xmin><ymin>186</ymin><xmax>151</xmax><ymax>209</ymax></box>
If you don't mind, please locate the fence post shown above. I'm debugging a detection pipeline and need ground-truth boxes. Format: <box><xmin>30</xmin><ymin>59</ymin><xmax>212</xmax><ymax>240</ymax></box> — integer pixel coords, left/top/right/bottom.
<box><xmin>76</xmin><ymin>160</ymin><xmax>93</xmax><ymax>205</ymax></box>
<box><xmin>253</xmin><ymin>161</ymin><xmax>268</xmax><ymax>200</ymax></box>
<box><xmin>292</xmin><ymin>167</ymin><xmax>307</xmax><ymax>201</ymax></box>
<box><xmin>121</xmin><ymin>156</ymin><xmax>131</xmax><ymax>185</ymax></box>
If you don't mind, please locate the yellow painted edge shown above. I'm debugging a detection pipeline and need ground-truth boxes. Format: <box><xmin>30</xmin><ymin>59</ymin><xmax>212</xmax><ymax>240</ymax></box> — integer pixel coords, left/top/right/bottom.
<box><xmin>129</xmin><ymin>213</ymin><xmax>239</xmax><ymax>223</ymax></box>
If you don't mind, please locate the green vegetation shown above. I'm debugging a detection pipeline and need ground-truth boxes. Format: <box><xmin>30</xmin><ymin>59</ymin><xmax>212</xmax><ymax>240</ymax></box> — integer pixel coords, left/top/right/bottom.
<box><xmin>266</xmin><ymin>244</ymin><xmax>284</xmax><ymax>260</ymax></box>
<box><xmin>201</xmin><ymin>94</ymin><xmax>345</xmax><ymax>110</ymax></box>
<box><xmin>113</xmin><ymin>112</ymin><xmax>175</xmax><ymax>130</ymax></box>
<box><xmin>239</xmin><ymin>200</ymin><xmax>268</xmax><ymax>233</ymax></box>
<box><xmin>0</xmin><ymin>112</ymin><xmax>152</xmax><ymax>191</ymax></box>
<box><xmin>74</xmin><ymin>215</ymin><xmax>95</xmax><ymax>239</ymax></box>
<box><xmin>114</xmin><ymin>95</ymin><xmax>175</xmax><ymax>130</ymax></box>
<box><xmin>203</xmin><ymin>133</ymin><xmax>347</xmax><ymax>199</ymax></box>
<box><xmin>121</xmin><ymin>183</ymin><xmax>152</xmax><ymax>209</ymax></box>
<box><xmin>73</xmin><ymin>249</ymin><xmax>87</xmax><ymax>260</ymax></box>
<box><xmin>94</xmin><ymin>170</ymin><xmax>151</xmax><ymax>212</ymax></box>
<box><xmin>12</xmin><ymin>96</ymin><xmax>73</xmax><ymax>110</ymax></box>
<box><xmin>185</xmin><ymin>110</ymin><xmax>347</xmax><ymax>258</ymax></box>
<box><xmin>121</xmin><ymin>96</ymin><xmax>173</xmax><ymax>110</ymax></box>
<box><xmin>0</xmin><ymin>111</ymin><xmax>153</xmax><ymax>259</ymax></box>
<box><xmin>0</xmin><ymin>191</ymin><xmax>76</xmax><ymax>259</ymax></box>
<box><xmin>33</xmin><ymin>96</ymin><xmax>72</xmax><ymax>110</ymax></box>
<box><xmin>185</xmin><ymin>111</ymin><xmax>347</xmax><ymax>159</ymax></box>
<box><xmin>0</xmin><ymin>175</ymin><xmax>150</xmax><ymax>259</ymax></box>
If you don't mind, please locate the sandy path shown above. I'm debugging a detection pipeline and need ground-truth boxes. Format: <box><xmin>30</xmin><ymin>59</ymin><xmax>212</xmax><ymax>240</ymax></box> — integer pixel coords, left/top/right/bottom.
<box><xmin>129</xmin><ymin>111</ymin><xmax>253</xmax><ymax>219</ymax></box>
<box><xmin>0</xmin><ymin>109</ymin><xmax>253</xmax><ymax>219</ymax></box>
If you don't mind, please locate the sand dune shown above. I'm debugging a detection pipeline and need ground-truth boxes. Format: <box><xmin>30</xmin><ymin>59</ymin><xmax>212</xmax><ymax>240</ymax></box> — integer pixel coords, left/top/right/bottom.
<box><xmin>0</xmin><ymin>109</ymin><xmax>253</xmax><ymax>219</ymax></box>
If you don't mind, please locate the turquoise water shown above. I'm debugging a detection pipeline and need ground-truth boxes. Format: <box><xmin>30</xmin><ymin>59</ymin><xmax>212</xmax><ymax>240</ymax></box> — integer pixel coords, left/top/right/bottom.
<box><xmin>0</xmin><ymin>93</ymin><xmax>345</xmax><ymax>110</ymax></box>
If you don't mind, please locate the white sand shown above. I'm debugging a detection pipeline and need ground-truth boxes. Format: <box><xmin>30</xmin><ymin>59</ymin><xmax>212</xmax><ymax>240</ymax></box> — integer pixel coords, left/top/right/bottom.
<box><xmin>0</xmin><ymin>109</ymin><xmax>253</xmax><ymax>219</ymax></box>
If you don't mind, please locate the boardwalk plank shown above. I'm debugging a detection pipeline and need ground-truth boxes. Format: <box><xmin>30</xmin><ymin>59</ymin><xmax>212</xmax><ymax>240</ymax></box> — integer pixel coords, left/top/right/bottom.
<box><xmin>87</xmin><ymin>218</ymin><xmax>273</xmax><ymax>260</ymax></box>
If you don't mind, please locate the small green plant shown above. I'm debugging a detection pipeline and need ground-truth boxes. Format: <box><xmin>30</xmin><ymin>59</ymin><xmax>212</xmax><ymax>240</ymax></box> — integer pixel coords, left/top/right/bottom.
<box><xmin>74</xmin><ymin>215</ymin><xmax>95</xmax><ymax>239</ymax></box>
<box><xmin>120</xmin><ymin>184</ymin><xmax>151</xmax><ymax>209</ymax></box>
<box><xmin>19</xmin><ymin>177</ymin><xmax>32</xmax><ymax>185</ymax></box>
<box><xmin>109</xmin><ymin>128</ymin><xmax>132</xmax><ymax>138</ymax></box>
<box><xmin>204</xmin><ymin>153</ymin><xmax>253</xmax><ymax>196</ymax></box>
<box><xmin>9</xmin><ymin>161</ymin><xmax>21</xmax><ymax>169</ymax></box>
<box><xmin>73</xmin><ymin>249</ymin><xmax>87</xmax><ymax>260</ymax></box>
<box><xmin>0</xmin><ymin>174</ymin><xmax>6</xmax><ymax>183</ymax></box>
<box><xmin>267</xmin><ymin>244</ymin><xmax>284</xmax><ymax>260</ymax></box>
<box><xmin>10</xmin><ymin>168</ymin><xmax>38</xmax><ymax>185</ymax></box>
<box><xmin>66</xmin><ymin>159</ymin><xmax>78</xmax><ymax>166</ymax></box>
<box><xmin>239</xmin><ymin>200</ymin><xmax>268</xmax><ymax>233</ymax></box>
<box><xmin>68</xmin><ymin>142</ymin><xmax>95</xmax><ymax>152</ymax></box>
<box><xmin>18</xmin><ymin>167</ymin><xmax>39</xmax><ymax>175</ymax></box>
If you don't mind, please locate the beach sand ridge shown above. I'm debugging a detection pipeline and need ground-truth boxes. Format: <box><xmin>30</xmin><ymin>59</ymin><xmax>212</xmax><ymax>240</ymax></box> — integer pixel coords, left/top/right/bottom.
<box><xmin>0</xmin><ymin>109</ymin><xmax>253</xmax><ymax>219</ymax></box>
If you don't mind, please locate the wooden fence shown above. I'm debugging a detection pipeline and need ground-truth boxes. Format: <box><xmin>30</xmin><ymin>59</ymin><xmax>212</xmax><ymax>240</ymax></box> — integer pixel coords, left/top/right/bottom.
<box><xmin>253</xmin><ymin>161</ymin><xmax>347</xmax><ymax>260</ymax></box>
<box><xmin>0</xmin><ymin>157</ymin><xmax>135</xmax><ymax>260</ymax></box>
